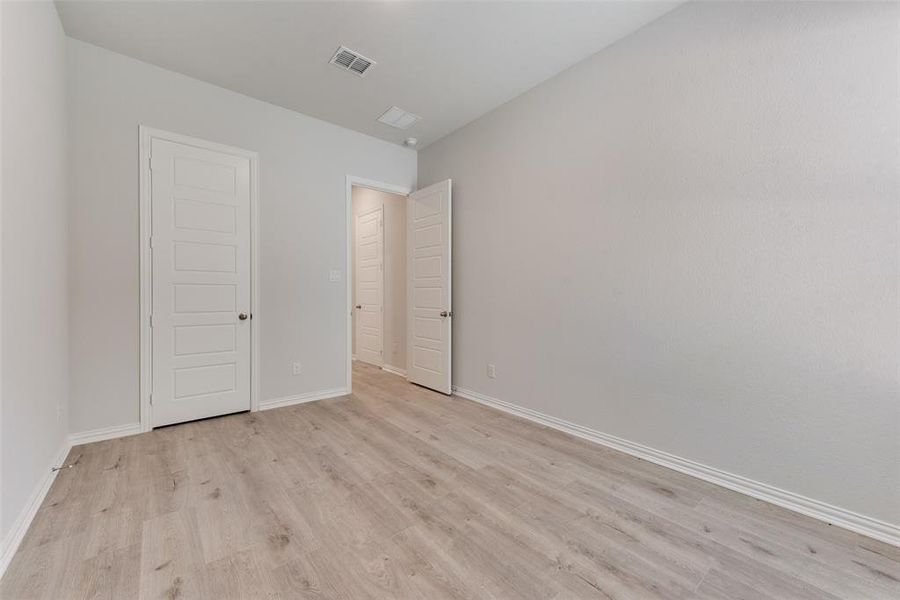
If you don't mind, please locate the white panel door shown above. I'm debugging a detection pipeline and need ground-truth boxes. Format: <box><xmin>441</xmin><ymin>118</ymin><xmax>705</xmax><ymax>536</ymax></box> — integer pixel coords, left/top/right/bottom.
<box><xmin>407</xmin><ymin>180</ymin><xmax>451</xmax><ymax>394</ymax></box>
<box><xmin>356</xmin><ymin>207</ymin><xmax>384</xmax><ymax>366</ymax></box>
<box><xmin>151</xmin><ymin>138</ymin><xmax>251</xmax><ymax>427</ymax></box>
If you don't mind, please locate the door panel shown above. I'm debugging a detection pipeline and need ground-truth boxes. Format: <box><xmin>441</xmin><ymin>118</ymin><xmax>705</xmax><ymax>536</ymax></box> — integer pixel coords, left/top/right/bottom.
<box><xmin>151</xmin><ymin>137</ymin><xmax>251</xmax><ymax>427</ymax></box>
<box><xmin>174</xmin><ymin>198</ymin><xmax>236</xmax><ymax>233</ymax></box>
<box><xmin>174</xmin><ymin>284</ymin><xmax>236</xmax><ymax>313</ymax></box>
<box><xmin>173</xmin><ymin>241</ymin><xmax>236</xmax><ymax>272</ymax></box>
<box><xmin>356</xmin><ymin>207</ymin><xmax>384</xmax><ymax>366</ymax></box>
<box><xmin>174</xmin><ymin>324</ymin><xmax>235</xmax><ymax>355</ymax></box>
<box><xmin>407</xmin><ymin>180</ymin><xmax>451</xmax><ymax>394</ymax></box>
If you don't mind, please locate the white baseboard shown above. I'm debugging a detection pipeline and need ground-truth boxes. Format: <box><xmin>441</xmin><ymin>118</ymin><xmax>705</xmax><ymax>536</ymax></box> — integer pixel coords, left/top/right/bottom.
<box><xmin>382</xmin><ymin>364</ymin><xmax>407</xmax><ymax>377</ymax></box>
<box><xmin>452</xmin><ymin>386</ymin><xmax>900</xmax><ymax>548</ymax></box>
<box><xmin>259</xmin><ymin>387</ymin><xmax>349</xmax><ymax>411</ymax></box>
<box><xmin>0</xmin><ymin>442</ymin><xmax>72</xmax><ymax>578</ymax></box>
<box><xmin>68</xmin><ymin>422</ymin><xmax>142</xmax><ymax>447</ymax></box>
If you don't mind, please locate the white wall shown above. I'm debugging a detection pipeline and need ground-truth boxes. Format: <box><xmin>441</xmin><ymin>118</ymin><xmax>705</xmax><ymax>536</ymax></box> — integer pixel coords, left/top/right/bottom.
<box><xmin>1</xmin><ymin>0</ymin><xmax>69</xmax><ymax>541</ymax></box>
<box><xmin>67</xmin><ymin>40</ymin><xmax>416</xmax><ymax>433</ymax></box>
<box><xmin>419</xmin><ymin>1</ymin><xmax>900</xmax><ymax>526</ymax></box>
<box><xmin>351</xmin><ymin>187</ymin><xmax>407</xmax><ymax>371</ymax></box>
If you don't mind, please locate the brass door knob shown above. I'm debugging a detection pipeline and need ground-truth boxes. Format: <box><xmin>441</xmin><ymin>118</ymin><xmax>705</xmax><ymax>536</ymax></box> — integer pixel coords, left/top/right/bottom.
<box><xmin>238</xmin><ymin>313</ymin><xmax>249</xmax><ymax>321</ymax></box>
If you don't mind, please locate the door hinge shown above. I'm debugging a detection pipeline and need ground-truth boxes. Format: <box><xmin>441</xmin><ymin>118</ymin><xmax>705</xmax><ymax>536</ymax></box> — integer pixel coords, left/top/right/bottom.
<box><xmin>149</xmin><ymin>236</ymin><xmax>154</xmax><ymax>249</ymax></box>
<box><xmin>149</xmin><ymin>314</ymin><xmax>153</xmax><ymax>327</ymax></box>
<box><xmin>149</xmin><ymin>393</ymin><xmax>153</xmax><ymax>406</ymax></box>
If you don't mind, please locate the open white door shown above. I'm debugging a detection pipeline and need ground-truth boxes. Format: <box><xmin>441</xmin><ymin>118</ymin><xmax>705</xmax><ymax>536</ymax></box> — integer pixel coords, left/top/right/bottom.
<box><xmin>407</xmin><ymin>180</ymin><xmax>452</xmax><ymax>394</ymax></box>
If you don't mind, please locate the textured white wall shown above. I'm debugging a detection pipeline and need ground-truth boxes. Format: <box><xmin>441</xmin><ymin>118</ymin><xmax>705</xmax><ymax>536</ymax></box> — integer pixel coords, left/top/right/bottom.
<box><xmin>419</xmin><ymin>1</ymin><xmax>900</xmax><ymax>525</ymax></box>
<box><xmin>67</xmin><ymin>40</ymin><xmax>416</xmax><ymax>433</ymax></box>
<box><xmin>351</xmin><ymin>187</ymin><xmax>407</xmax><ymax>371</ymax></box>
<box><xmin>1</xmin><ymin>1</ymin><xmax>69</xmax><ymax>539</ymax></box>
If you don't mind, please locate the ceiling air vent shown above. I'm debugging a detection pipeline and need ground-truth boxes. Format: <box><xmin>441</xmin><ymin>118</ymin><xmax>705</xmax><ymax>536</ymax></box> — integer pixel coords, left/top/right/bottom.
<box><xmin>330</xmin><ymin>46</ymin><xmax>375</xmax><ymax>77</ymax></box>
<box><xmin>377</xmin><ymin>106</ymin><xmax>422</xmax><ymax>130</ymax></box>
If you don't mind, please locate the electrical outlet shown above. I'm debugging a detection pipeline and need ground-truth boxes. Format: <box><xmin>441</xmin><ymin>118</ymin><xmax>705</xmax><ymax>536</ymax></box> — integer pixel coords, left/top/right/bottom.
<box><xmin>292</xmin><ymin>361</ymin><xmax>302</xmax><ymax>375</ymax></box>
<box><xmin>487</xmin><ymin>363</ymin><xmax>496</xmax><ymax>379</ymax></box>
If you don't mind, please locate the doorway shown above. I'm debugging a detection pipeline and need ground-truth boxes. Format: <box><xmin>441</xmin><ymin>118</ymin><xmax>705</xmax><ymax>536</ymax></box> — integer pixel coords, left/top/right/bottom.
<box><xmin>351</xmin><ymin>183</ymin><xmax>409</xmax><ymax>376</ymax></box>
<box><xmin>346</xmin><ymin>176</ymin><xmax>453</xmax><ymax>395</ymax></box>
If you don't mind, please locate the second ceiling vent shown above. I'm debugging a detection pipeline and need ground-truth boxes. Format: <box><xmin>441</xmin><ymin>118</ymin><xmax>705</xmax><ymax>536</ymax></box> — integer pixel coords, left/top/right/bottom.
<box><xmin>330</xmin><ymin>46</ymin><xmax>375</xmax><ymax>77</ymax></box>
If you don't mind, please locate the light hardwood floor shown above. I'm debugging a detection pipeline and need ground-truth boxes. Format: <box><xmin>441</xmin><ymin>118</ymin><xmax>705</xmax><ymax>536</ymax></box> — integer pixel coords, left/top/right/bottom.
<box><xmin>2</xmin><ymin>362</ymin><xmax>898</xmax><ymax>599</ymax></box>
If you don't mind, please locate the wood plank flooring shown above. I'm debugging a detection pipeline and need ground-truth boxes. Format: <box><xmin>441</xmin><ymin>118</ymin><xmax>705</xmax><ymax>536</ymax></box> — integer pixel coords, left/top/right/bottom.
<box><xmin>2</xmin><ymin>362</ymin><xmax>898</xmax><ymax>599</ymax></box>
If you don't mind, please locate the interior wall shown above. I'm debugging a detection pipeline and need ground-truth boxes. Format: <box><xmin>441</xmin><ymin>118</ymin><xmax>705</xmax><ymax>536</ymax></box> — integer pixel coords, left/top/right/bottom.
<box><xmin>67</xmin><ymin>39</ymin><xmax>416</xmax><ymax>434</ymax></box>
<box><xmin>351</xmin><ymin>186</ymin><xmax>407</xmax><ymax>372</ymax></box>
<box><xmin>0</xmin><ymin>1</ymin><xmax>69</xmax><ymax>541</ymax></box>
<box><xmin>418</xmin><ymin>1</ymin><xmax>900</xmax><ymax>526</ymax></box>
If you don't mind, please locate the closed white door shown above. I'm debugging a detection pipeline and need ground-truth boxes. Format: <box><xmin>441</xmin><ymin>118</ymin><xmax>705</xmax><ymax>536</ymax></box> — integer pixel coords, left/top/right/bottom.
<box><xmin>356</xmin><ymin>207</ymin><xmax>384</xmax><ymax>366</ymax></box>
<box><xmin>151</xmin><ymin>137</ymin><xmax>252</xmax><ymax>427</ymax></box>
<box><xmin>407</xmin><ymin>180</ymin><xmax>452</xmax><ymax>394</ymax></box>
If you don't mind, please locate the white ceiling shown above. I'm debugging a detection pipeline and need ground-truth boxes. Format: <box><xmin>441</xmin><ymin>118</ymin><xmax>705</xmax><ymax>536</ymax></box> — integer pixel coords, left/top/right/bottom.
<box><xmin>56</xmin><ymin>1</ymin><xmax>681</xmax><ymax>149</ymax></box>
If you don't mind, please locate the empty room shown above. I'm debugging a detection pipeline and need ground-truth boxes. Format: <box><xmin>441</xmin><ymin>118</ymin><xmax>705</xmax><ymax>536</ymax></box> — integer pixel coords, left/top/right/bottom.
<box><xmin>1</xmin><ymin>0</ymin><xmax>898</xmax><ymax>598</ymax></box>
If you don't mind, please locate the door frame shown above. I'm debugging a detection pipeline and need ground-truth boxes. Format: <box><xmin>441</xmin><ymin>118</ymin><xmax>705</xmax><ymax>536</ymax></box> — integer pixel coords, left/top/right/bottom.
<box><xmin>139</xmin><ymin>126</ymin><xmax>260</xmax><ymax>432</ymax></box>
<box><xmin>345</xmin><ymin>176</ymin><xmax>412</xmax><ymax>393</ymax></box>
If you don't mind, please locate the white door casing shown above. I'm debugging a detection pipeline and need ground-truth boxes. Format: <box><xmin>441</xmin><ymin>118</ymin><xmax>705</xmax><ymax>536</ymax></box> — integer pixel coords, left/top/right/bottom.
<box><xmin>355</xmin><ymin>207</ymin><xmax>384</xmax><ymax>366</ymax></box>
<box><xmin>407</xmin><ymin>180</ymin><xmax>452</xmax><ymax>394</ymax></box>
<box><xmin>149</xmin><ymin>136</ymin><xmax>253</xmax><ymax>427</ymax></box>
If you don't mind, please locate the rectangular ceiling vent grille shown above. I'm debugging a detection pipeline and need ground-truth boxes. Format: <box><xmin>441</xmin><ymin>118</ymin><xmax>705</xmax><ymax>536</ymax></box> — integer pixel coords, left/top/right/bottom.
<box><xmin>377</xmin><ymin>106</ymin><xmax>422</xmax><ymax>130</ymax></box>
<box><xmin>330</xmin><ymin>46</ymin><xmax>375</xmax><ymax>77</ymax></box>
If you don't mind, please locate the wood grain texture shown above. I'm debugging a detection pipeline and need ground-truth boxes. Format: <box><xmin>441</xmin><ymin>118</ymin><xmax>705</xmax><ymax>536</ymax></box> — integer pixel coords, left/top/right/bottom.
<box><xmin>2</xmin><ymin>362</ymin><xmax>898</xmax><ymax>599</ymax></box>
